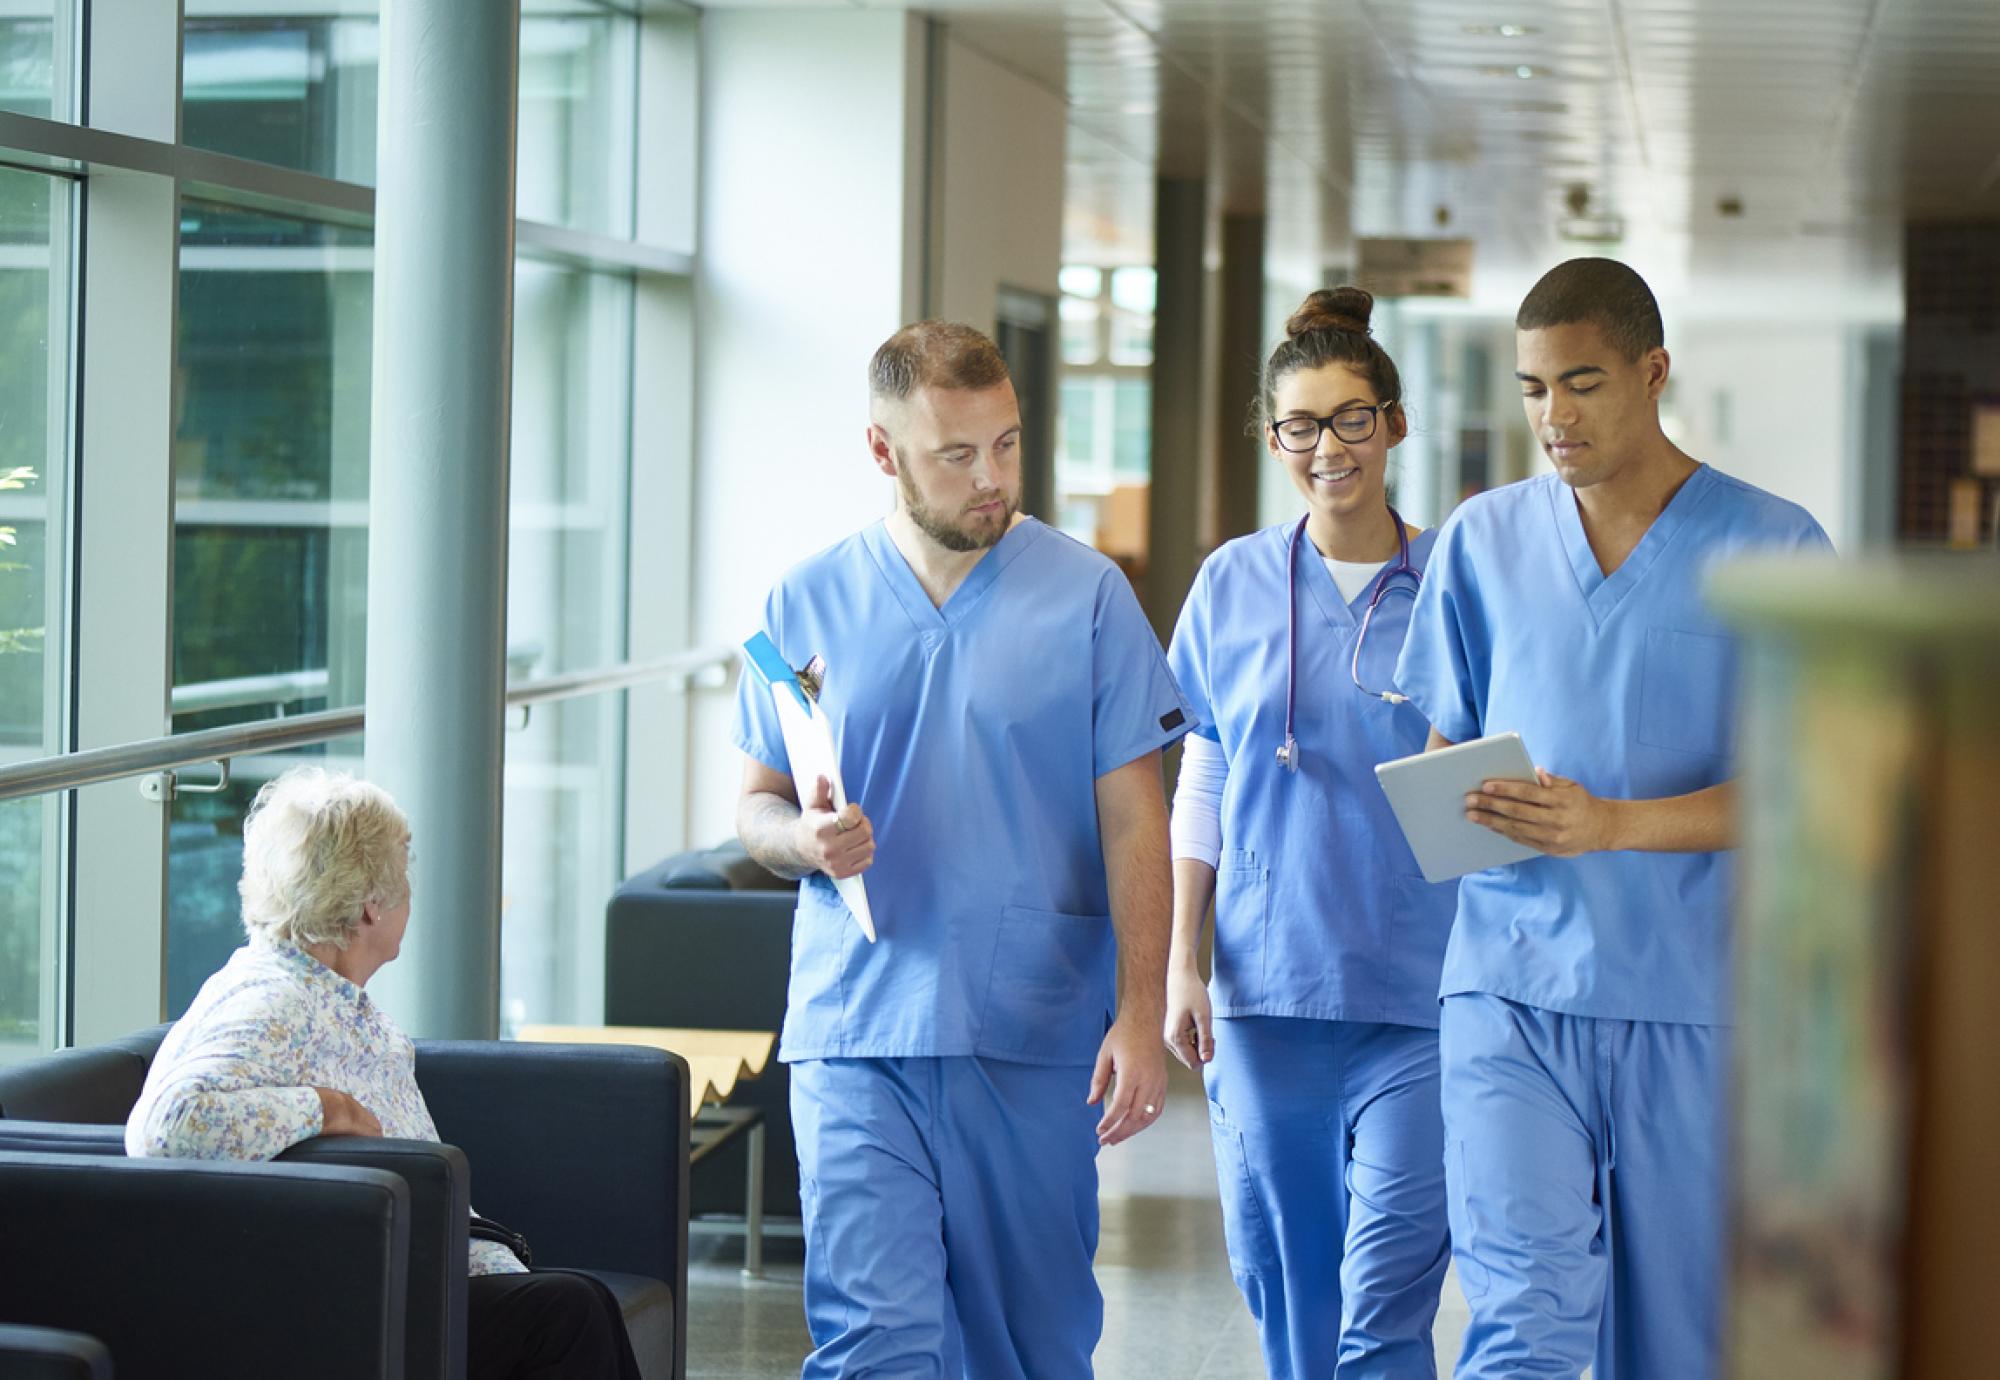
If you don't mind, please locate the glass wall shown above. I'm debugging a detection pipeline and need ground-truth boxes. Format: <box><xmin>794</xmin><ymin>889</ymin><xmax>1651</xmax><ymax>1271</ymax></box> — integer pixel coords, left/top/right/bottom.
<box><xmin>501</xmin><ymin>261</ymin><xmax>634</xmax><ymax>1029</ymax></box>
<box><xmin>0</xmin><ymin>1</ymin><xmax>62</xmax><ymax>120</ymax></box>
<box><xmin>163</xmin><ymin>3</ymin><xmax>647</xmax><ymax>1018</ymax></box>
<box><xmin>183</xmin><ymin>1</ymin><xmax>637</xmax><ymax>234</ymax></box>
<box><xmin>165</xmin><ymin>203</ymin><xmax>374</xmax><ymax>1014</ymax></box>
<box><xmin>0</xmin><ymin>0</ymin><xmax>682</xmax><ymax>1041</ymax></box>
<box><xmin>0</xmin><ymin>166</ymin><xmax>73</xmax><ymax>1059</ymax></box>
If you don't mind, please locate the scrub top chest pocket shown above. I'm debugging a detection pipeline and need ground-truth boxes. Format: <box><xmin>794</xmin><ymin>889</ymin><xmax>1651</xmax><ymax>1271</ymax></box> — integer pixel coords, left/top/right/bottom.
<box><xmin>1636</xmin><ymin>627</ymin><xmax>1736</xmax><ymax>759</ymax></box>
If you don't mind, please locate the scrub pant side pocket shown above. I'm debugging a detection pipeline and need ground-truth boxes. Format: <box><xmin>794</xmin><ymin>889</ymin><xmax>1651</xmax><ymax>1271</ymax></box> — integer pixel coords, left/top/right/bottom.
<box><xmin>1207</xmin><ymin>1097</ymin><xmax>1278</xmax><ymax>1319</ymax></box>
<box><xmin>798</xmin><ymin>1175</ymin><xmax>847</xmax><ymax>1348</ymax></box>
<box><xmin>1444</xmin><ymin>1139</ymin><xmax>1491</xmax><ymax>1304</ymax></box>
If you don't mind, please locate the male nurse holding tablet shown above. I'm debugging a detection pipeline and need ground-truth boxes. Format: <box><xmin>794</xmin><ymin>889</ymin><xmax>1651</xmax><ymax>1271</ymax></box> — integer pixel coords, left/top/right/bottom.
<box><xmin>1395</xmin><ymin>258</ymin><xmax>1832</xmax><ymax>1379</ymax></box>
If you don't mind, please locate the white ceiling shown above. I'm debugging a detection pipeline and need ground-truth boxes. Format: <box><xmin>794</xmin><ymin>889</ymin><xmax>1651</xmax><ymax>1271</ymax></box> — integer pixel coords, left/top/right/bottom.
<box><xmin>706</xmin><ymin>1</ymin><xmax>2000</xmax><ymax>311</ymax></box>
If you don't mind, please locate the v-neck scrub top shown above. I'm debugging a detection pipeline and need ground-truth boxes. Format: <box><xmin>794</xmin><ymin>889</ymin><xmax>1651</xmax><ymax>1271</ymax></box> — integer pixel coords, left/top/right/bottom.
<box><xmin>732</xmin><ymin>518</ymin><xmax>1192</xmax><ymax>1066</ymax></box>
<box><xmin>1167</xmin><ymin>521</ymin><xmax>1458</xmax><ymax>1029</ymax></box>
<box><xmin>1394</xmin><ymin>466</ymin><xmax>1832</xmax><ymax>1026</ymax></box>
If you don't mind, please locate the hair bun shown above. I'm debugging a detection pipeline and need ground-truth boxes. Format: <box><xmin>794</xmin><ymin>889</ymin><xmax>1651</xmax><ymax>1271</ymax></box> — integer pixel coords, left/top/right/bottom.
<box><xmin>1286</xmin><ymin>286</ymin><xmax>1375</xmax><ymax>340</ymax></box>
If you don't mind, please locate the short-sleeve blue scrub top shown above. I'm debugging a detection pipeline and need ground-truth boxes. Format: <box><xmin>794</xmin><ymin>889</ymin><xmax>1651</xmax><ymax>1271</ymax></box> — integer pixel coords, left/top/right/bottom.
<box><xmin>1394</xmin><ymin>465</ymin><xmax>1833</xmax><ymax>1025</ymax></box>
<box><xmin>1167</xmin><ymin>521</ymin><xmax>1459</xmax><ymax>1030</ymax></box>
<box><xmin>732</xmin><ymin>517</ymin><xmax>1192</xmax><ymax>1067</ymax></box>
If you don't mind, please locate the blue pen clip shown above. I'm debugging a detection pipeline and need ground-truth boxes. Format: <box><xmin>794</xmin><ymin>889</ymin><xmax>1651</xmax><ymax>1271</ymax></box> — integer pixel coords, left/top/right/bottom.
<box><xmin>742</xmin><ymin>633</ymin><xmax>813</xmax><ymax>715</ymax></box>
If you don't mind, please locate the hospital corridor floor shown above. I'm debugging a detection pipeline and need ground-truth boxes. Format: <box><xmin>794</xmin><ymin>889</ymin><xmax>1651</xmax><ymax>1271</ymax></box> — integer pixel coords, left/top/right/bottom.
<box><xmin>684</xmin><ymin>1062</ymin><xmax>1473</xmax><ymax>1377</ymax></box>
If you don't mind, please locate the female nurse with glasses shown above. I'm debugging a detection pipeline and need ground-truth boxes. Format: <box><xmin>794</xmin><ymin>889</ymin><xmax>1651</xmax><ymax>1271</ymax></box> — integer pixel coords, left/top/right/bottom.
<box><xmin>1165</xmin><ymin>287</ymin><xmax>1457</xmax><ymax>1379</ymax></box>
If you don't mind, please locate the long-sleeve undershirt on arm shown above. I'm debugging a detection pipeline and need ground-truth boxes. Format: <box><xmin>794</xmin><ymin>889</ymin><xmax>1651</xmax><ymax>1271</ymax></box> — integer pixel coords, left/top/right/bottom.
<box><xmin>1169</xmin><ymin>732</ymin><xmax>1227</xmax><ymax>868</ymax></box>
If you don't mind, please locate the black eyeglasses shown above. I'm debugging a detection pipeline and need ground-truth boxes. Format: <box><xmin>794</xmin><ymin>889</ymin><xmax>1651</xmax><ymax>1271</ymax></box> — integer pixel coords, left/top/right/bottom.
<box><xmin>1270</xmin><ymin>402</ymin><xmax>1396</xmax><ymax>453</ymax></box>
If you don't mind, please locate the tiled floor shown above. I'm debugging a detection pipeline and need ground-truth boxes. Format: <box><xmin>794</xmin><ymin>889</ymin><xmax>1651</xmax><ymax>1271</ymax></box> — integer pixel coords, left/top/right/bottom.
<box><xmin>684</xmin><ymin>1062</ymin><xmax>1471</xmax><ymax>1378</ymax></box>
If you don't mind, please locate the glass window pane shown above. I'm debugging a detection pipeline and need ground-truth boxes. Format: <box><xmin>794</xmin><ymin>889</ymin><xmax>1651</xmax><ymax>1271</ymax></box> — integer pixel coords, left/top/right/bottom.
<box><xmin>0</xmin><ymin>167</ymin><xmax>74</xmax><ymax>1059</ymax></box>
<box><xmin>1059</xmin><ymin>379</ymin><xmax>1098</xmax><ymax>468</ymax></box>
<box><xmin>1058</xmin><ymin>265</ymin><xmax>1102</xmax><ymax>299</ymax></box>
<box><xmin>517</xmin><ymin>6</ymin><xmax>637</xmax><ymax>237</ymax></box>
<box><xmin>1061</xmin><ymin>296</ymin><xmax>1099</xmax><ymax>366</ymax></box>
<box><xmin>0</xmin><ymin>2</ymin><xmax>66</xmax><ymax>120</ymax></box>
<box><xmin>167</xmin><ymin>201</ymin><xmax>373</xmax><ymax>1012</ymax></box>
<box><xmin>182</xmin><ymin>3</ymin><xmax>639</xmax><ymax>237</ymax></box>
<box><xmin>1113</xmin><ymin>377</ymin><xmax>1152</xmax><ymax>478</ymax></box>
<box><xmin>501</xmin><ymin>261</ymin><xmax>634</xmax><ymax>1028</ymax></box>
<box><xmin>182</xmin><ymin>8</ymin><xmax>381</xmax><ymax>185</ymax></box>
<box><xmin>1108</xmin><ymin>313</ymin><xmax>1154</xmax><ymax>367</ymax></box>
<box><xmin>1109</xmin><ymin>266</ymin><xmax>1156</xmax><ymax>314</ymax></box>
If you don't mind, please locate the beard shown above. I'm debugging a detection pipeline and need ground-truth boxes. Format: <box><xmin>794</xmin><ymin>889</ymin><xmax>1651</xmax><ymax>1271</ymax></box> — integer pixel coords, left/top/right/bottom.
<box><xmin>898</xmin><ymin>469</ymin><xmax>1017</xmax><ymax>552</ymax></box>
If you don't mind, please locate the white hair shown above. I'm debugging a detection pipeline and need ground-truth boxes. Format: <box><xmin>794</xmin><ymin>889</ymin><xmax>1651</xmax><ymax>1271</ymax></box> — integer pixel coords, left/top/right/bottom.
<box><xmin>239</xmin><ymin>767</ymin><xmax>410</xmax><ymax>951</ymax></box>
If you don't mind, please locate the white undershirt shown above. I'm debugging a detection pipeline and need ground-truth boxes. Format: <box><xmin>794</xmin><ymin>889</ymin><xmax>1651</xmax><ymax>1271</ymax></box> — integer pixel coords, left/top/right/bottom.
<box><xmin>1324</xmin><ymin>555</ymin><xmax>1387</xmax><ymax>604</ymax></box>
<box><xmin>1168</xmin><ymin>556</ymin><xmax>1389</xmax><ymax>867</ymax></box>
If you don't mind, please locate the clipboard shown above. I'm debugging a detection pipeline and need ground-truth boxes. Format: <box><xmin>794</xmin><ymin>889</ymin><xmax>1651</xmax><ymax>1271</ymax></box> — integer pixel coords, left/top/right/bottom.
<box><xmin>1373</xmin><ymin>732</ymin><xmax>1543</xmax><ymax>883</ymax></box>
<box><xmin>742</xmin><ymin>633</ymin><xmax>878</xmax><ymax>942</ymax></box>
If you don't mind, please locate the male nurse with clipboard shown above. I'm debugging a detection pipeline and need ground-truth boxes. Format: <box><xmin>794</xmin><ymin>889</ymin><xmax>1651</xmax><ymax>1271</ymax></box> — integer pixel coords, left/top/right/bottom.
<box><xmin>732</xmin><ymin>321</ymin><xmax>1189</xmax><ymax>1379</ymax></box>
<box><xmin>1394</xmin><ymin>259</ymin><xmax>1832</xmax><ymax>1379</ymax></box>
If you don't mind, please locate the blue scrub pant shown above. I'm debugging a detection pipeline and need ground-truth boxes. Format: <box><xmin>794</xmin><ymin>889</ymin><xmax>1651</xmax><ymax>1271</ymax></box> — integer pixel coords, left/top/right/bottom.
<box><xmin>789</xmin><ymin>1056</ymin><xmax>1102</xmax><ymax>1380</ymax></box>
<box><xmin>1204</xmin><ymin>1016</ymin><xmax>1451</xmax><ymax>1379</ymax></box>
<box><xmin>1439</xmin><ymin>994</ymin><xmax>1726</xmax><ymax>1379</ymax></box>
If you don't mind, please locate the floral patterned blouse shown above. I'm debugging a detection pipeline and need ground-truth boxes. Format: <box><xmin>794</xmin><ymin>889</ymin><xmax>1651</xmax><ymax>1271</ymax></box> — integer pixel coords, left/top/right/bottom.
<box><xmin>126</xmin><ymin>935</ymin><xmax>525</xmax><ymax>1276</ymax></box>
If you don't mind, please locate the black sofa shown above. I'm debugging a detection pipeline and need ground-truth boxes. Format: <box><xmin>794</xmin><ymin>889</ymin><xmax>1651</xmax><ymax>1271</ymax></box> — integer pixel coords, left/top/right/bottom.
<box><xmin>0</xmin><ymin>1027</ymin><xmax>691</xmax><ymax>1380</ymax></box>
<box><xmin>606</xmin><ymin>842</ymin><xmax>800</xmax><ymax>1221</ymax></box>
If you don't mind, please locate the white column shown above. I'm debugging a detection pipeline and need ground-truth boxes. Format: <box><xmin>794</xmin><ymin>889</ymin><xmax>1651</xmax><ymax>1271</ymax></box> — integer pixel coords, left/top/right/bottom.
<box><xmin>363</xmin><ymin>0</ymin><xmax>521</xmax><ymax>1040</ymax></box>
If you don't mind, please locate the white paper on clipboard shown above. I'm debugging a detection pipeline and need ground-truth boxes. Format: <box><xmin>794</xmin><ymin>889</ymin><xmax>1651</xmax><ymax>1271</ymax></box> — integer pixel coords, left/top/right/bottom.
<box><xmin>742</xmin><ymin>635</ymin><xmax>877</xmax><ymax>942</ymax></box>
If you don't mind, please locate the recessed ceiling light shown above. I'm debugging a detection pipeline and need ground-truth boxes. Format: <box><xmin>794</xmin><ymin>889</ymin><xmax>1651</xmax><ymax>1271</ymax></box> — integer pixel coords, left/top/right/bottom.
<box><xmin>1480</xmin><ymin>64</ymin><xmax>1551</xmax><ymax>79</ymax></box>
<box><xmin>1464</xmin><ymin>23</ymin><xmax>1541</xmax><ymax>38</ymax></box>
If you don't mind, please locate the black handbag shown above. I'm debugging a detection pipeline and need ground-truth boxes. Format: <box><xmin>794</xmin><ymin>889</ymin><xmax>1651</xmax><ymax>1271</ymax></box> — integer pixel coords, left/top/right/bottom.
<box><xmin>468</xmin><ymin>1213</ymin><xmax>533</xmax><ymax>1268</ymax></box>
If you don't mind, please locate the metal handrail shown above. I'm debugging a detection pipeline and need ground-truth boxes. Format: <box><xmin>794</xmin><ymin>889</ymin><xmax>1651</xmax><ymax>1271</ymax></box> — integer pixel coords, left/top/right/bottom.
<box><xmin>0</xmin><ymin>645</ymin><xmax>737</xmax><ymax>804</ymax></box>
<box><xmin>171</xmin><ymin>668</ymin><xmax>331</xmax><ymax>716</ymax></box>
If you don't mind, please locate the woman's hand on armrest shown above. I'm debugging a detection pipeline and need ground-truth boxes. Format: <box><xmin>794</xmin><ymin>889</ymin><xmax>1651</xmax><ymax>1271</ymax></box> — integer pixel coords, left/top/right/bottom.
<box><xmin>313</xmin><ymin>1087</ymin><xmax>383</xmax><ymax>1138</ymax></box>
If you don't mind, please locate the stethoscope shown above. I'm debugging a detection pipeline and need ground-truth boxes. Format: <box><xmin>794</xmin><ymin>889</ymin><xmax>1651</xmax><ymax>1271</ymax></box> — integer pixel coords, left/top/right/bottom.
<box><xmin>1276</xmin><ymin>508</ymin><xmax>1422</xmax><ymax>773</ymax></box>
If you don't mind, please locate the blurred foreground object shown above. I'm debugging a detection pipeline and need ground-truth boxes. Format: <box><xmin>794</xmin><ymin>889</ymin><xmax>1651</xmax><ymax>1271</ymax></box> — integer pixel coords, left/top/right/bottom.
<box><xmin>1712</xmin><ymin>555</ymin><xmax>2000</xmax><ymax>1380</ymax></box>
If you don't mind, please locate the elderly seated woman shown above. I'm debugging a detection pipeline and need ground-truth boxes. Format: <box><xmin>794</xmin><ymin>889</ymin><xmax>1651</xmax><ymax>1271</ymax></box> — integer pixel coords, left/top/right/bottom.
<box><xmin>127</xmin><ymin>766</ymin><xmax>640</xmax><ymax>1380</ymax></box>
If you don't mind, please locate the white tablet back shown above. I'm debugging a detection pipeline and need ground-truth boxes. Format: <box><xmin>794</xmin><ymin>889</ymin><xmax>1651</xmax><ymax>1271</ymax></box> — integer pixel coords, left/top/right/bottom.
<box><xmin>1374</xmin><ymin>732</ymin><xmax>1543</xmax><ymax>883</ymax></box>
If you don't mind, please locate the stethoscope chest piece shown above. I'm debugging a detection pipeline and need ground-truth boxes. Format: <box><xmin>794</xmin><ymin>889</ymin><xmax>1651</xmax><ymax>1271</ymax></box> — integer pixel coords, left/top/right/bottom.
<box><xmin>1276</xmin><ymin>734</ymin><xmax>1299</xmax><ymax>773</ymax></box>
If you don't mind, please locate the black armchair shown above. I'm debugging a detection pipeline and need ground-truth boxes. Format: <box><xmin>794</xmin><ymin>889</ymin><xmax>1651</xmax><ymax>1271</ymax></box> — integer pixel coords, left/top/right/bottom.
<box><xmin>0</xmin><ymin>1030</ymin><xmax>692</xmax><ymax>1380</ymax></box>
<box><xmin>0</xmin><ymin>1150</ymin><xmax>409</xmax><ymax>1380</ymax></box>
<box><xmin>0</xmin><ymin>1324</ymin><xmax>114</xmax><ymax>1380</ymax></box>
<box><xmin>416</xmin><ymin>1041</ymin><xmax>690</xmax><ymax>1379</ymax></box>
<box><xmin>0</xmin><ymin>1119</ymin><xmax>470</xmax><ymax>1380</ymax></box>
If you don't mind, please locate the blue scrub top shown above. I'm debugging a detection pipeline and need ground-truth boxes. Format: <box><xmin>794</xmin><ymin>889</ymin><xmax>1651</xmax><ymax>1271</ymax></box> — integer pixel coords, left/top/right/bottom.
<box><xmin>733</xmin><ymin>517</ymin><xmax>1192</xmax><ymax>1066</ymax></box>
<box><xmin>1394</xmin><ymin>465</ymin><xmax>1833</xmax><ymax>1026</ymax></box>
<box><xmin>1167</xmin><ymin>521</ymin><xmax>1458</xmax><ymax>1030</ymax></box>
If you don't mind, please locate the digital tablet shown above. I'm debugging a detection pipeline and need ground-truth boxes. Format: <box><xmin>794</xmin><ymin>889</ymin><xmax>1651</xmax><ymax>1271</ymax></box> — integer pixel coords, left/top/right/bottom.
<box><xmin>1374</xmin><ymin>732</ymin><xmax>1543</xmax><ymax>883</ymax></box>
